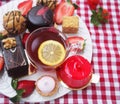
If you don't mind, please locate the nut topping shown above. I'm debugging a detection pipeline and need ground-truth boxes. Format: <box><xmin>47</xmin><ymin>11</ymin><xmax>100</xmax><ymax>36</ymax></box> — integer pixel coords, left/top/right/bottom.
<box><xmin>2</xmin><ymin>37</ymin><xmax>17</xmax><ymax>49</ymax></box>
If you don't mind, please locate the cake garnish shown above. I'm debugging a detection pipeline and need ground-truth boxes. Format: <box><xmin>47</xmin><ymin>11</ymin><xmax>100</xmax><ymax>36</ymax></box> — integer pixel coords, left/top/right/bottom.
<box><xmin>2</xmin><ymin>37</ymin><xmax>17</xmax><ymax>49</ymax></box>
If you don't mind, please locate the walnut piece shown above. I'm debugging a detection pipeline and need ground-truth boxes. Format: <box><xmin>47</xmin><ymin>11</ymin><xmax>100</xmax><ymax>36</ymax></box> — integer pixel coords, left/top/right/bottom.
<box><xmin>2</xmin><ymin>37</ymin><xmax>17</xmax><ymax>49</ymax></box>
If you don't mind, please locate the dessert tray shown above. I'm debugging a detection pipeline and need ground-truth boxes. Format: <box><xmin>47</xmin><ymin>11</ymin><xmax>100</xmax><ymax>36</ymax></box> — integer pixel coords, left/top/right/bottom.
<box><xmin>0</xmin><ymin>0</ymin><xmax>92</xmax><ymax>103</ymax></box>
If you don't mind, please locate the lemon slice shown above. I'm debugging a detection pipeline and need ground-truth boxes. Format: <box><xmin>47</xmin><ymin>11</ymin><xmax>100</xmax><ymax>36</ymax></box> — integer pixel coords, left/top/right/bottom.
<box><xmin>38</xmin><ymin>40</ymin><xmax>66</xmax><ymax>66</ymax></box>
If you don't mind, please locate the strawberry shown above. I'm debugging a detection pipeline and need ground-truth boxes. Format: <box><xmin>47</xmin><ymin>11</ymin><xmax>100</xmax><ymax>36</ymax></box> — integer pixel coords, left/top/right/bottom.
<box><xmin>17</xmin><ymin>80</ymin><xmax>35</xmax><ymax>98</ymax></box>
<box><xmin>22</xmin><ymin>33</ymin><xmax>30</xmax><ymax>48</ymax></box>
<box><xmin>101</xmin><ymin>9</ymin><xmax>109</xmax><ymax>23</ymax></box>
<box><xmin>54</xmin><ymin>0</ymin><xmax>79</xmax><ymax>25</ymax></box>
<box><xmin>0</xmin><ymin>56</ymin><xmax>4</xmax><ymax>71</ymax></box>
<box><xmin>10</xmin><ymin>79</ymin><xmax>35</xmax><ymax>103</ymax></box>
<box><xmin>18</xmin><ymin>0</ymin><xmax>33</xmax><ymax>16</ymax></box>
<box><xmin>87</xmin><ymin>0</ymin><xmax>100</xmax><ymax>10</ymax></box>
<box><xmin>66</xmin><ymin>36</ymin><xmax>86</xmax><ymax>54</ymax></box>
<box><xmin>91</xmin><ymin>7</ymin><xmax>109</xmax><ymax>26</ymax></box>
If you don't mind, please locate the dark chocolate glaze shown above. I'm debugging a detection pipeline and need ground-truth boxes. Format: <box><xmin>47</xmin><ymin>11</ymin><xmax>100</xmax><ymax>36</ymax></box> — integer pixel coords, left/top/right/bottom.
<box><xmin>27</xmin><ymin>5</ymin><xmax>54</xmax><ymax>32</ymax></box>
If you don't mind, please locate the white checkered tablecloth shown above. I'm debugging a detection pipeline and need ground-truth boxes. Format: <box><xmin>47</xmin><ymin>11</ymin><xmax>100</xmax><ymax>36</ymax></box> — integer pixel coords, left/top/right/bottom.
<box><xmin>0</xmin><ymin>0</ymin><xmax>120</xmax><ymax>104</ymax></box>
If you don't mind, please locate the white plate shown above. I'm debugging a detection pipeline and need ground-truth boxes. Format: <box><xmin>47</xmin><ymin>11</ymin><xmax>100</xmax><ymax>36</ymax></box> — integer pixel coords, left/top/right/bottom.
<box><xmin>0</xmin><ymin>0</ymin><xmax>92</xmax><ymax>103</ymax></box>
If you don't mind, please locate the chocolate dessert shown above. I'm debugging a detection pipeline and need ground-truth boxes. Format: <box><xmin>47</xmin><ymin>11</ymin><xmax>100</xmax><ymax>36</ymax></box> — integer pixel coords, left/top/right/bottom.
<box><xmin>3</xmin><ymin>11</ymin><xmax>26</xmax><ymax>35</ymax></box>
<box><xmin>27</xmin><ymin>5</ymin><xmax>53</xmax><ymax>32</ymax></box>
<box><xmin>1</xmin><ymin>36</ymin><xmax>28</xmax><ymax>78</ymax></box>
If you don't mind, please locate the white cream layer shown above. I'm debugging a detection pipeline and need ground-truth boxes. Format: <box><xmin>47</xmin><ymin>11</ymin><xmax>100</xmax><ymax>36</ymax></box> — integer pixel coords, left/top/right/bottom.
<box><xmin>37</xmin><ymin>76</ymin><xmax>55</xmax><ymax>93</ymax></box>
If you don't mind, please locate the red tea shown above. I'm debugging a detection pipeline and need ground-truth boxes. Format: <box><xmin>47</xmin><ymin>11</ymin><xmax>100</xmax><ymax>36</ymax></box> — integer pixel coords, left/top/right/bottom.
<box><xmin>26</xmin><ymin>27</ymin><xmax>69</xmax><ymax>69</ymax></box>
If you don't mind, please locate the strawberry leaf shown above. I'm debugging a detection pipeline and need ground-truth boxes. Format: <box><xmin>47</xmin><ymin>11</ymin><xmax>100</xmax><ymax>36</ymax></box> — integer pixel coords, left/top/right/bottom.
<box><xmin>10</xmin><ymin>89</ymin><xmax>24</xmax><ymax>103</ymax></box>
<box><xmin>66</xmin><ymin>0</ymin><xmax>79</xmax><ymax>9</ymax></box>
<box><xmin>91</xmin><ymin>7</ymin><xmax>109</xmax><ymax>26</ymax></box>
<box><xmin>67</xmin><ymin>0</ymin><xmax>71</xmax><ymax>3</ymax></box>
<box><xmin>11</xmin><ymin>79</ymin><xmax>18</xmax><ymax>90</ymax></box>
<box><xmin>91</xmin><ymin>10</ymin><xmax>100</xmax><ymax>26</ymax></box>
<box><xmin>10</xmin><ymin>79</ymin><xmax>24</xmax><ymax>103</ymax></box>
<box><xmin>91</xmin><ymin>14</ymin><xmax>100</xmax><ymax>26</ymax></box>
<box><xmin>82</xmin><ymin>39</ymin><xmax>87</xmax><ymax>51</ymax></box>
<box><xmin>72</xmin><ymin>3</ymin><xmax>79</xmax><ymax>9</ymax></box>
<box><xmin>0</xmin><ymin>34</ymin><xmax>3</xmax><ymax>39</ymax></box>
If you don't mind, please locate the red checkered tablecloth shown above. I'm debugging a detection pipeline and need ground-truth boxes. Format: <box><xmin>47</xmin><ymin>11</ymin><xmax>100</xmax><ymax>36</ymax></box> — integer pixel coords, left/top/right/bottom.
<box><xmin>0</xmin><ymin>0</ymin><xmax>120</xmax><ymax>104</ymax></box>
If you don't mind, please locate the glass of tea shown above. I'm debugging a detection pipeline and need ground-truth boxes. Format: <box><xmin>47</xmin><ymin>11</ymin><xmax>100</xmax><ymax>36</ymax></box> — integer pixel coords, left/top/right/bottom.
<box><xmin>25</xmin><ymin>27</ymin><xmax>70</xmax><ymax>70</ymax></box>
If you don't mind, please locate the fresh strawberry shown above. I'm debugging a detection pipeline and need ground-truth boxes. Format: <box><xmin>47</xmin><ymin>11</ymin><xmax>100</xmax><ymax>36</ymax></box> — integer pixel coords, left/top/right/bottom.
<box><xmin>10</xmin><ymin>79</ymin><xmax>35</xmax><ymax>103</ymax></box>
<box><xmin>91</xmin><ymin>7</ymin><xmax>109</xmax><ymax>26</ymax></box>
<box><xmin>87</xmin><ymin>0</ymin><xmax>100</xmax><ymax>10</ymax></box>
<box><xmin>66</xmin><ymin>36</ymin><xmax>86</xmax><ymax>54</ymax></box>
<box><xmin>17</xmin><ymin>80</ymin><xmax>35</xmax><ymax>98</ymax></box>
<box><xmin>18</xmin><ymin>0</ymin><xmax>33</xmax><ymax>16</ymax></box>
<box><xmin>22</xmin><ymin>33</ymin><xmax>30</xmax><ymax>48</ymax></box>
<box><xmin>0</xmin><ymin>56</ymin><xmax>4</xmax><ymax>71</ymax></box>
<box><xmin>54</xmin><ymin>0</ymin><xmax>79</xmax><ymax>24</ymax></box>
<box><xmin>101</xmin><ymin>9</ymin><xmax>109</xmax><ymax>23</ymax></box>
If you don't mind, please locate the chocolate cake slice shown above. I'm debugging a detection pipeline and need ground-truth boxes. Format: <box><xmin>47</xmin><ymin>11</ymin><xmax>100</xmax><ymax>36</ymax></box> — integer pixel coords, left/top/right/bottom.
<box><xmin>1</xmin><ymin>36</ymin><xmax>28</xmax><ymax>78</ymax></box>
<box><xmin>27</xmin><ymin>5</ymin><xmax>54</xmax><ymax>32</ymax></box>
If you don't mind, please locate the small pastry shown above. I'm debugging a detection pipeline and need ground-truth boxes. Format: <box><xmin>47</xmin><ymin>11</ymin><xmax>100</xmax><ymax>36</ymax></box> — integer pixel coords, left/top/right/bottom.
<box><xmin>3</xmin><ymin>10</ymin><xmax>26</xmax><ymax>35</ymax></box>
<box><xmin>27</xmin><ymin>5</ymin><xmax>53</xmax><ymax>32</ymax></box>
<box><xmin>36</xmin><ymin>0</ymin><xmax>57</xmax><ymax>10</ymax></box>
<box><xmin>62</xmin><ymin>16</ymin><xmax>79</xmax><ymax>33</ymax></box>
<box><xmin>36</xmin><ymin>75</ymin><xmax>58</xmax><ymax>96</ymax></box>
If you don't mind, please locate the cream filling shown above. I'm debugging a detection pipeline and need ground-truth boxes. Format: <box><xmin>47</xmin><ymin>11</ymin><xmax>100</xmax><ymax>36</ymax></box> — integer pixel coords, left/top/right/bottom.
<box><xmin>37</xmin><ymin>76</ymin><xmax>55</xmax><ymax>93</ymax></box>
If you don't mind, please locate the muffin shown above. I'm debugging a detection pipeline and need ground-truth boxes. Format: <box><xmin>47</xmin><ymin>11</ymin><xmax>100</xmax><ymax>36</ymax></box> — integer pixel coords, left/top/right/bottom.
<box><xmin>62</xmin><ymin>16</ymin><xmax>79</xmax><ymax>33</ymax></box>
<box><xmin>3</xmin><ymin>11</ymin><xmax>26</xmax><ymax>35</ymax></box>
<box><xmin>27</xmin><ymin>5</ymin><xmax>54</xmax><ymax>32</ymax></box>
<box><xmin>36</xmin><ymin>75</ymin><xmax>58</xmax><ymax>96</ymax></box>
